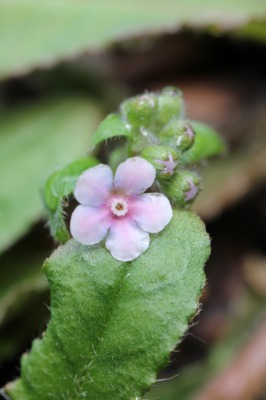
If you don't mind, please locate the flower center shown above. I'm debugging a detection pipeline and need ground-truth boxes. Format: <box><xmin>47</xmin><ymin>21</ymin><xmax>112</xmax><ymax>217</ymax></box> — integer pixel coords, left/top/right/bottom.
<box><xmin>111</xmin><ymin>198</ymin><xmax>128</xmax><ymax>217</ymax></box>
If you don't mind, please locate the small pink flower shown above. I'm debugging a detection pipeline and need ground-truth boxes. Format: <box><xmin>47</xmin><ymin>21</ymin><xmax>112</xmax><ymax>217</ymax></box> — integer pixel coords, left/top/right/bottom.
<box><xmin>185</xmin><ymin>178</ymin><xmax>199</xmax><ymax>201</ymax></box>
<box><xmin>70</xmin><ymin>157</ymin><xmax>173</xmax><ymax>262</ymax></box>
<box><xmin>157</xmin><ymin>154</ymin><xmax>178</xmax><ymax>176</ymax></box>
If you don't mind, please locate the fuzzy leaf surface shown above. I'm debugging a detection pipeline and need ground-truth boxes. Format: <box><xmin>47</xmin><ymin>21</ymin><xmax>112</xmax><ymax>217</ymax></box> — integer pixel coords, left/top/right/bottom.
<box><xmin>0</xmin><ymin>97</ymin><xmax>102</xmax><ymax>254</ymax></box>
<box><xmin>0</xmin><ymin>0</ymin><xmax>265</xmax><ymax>79</ymax></box>
<box><xmin>44</xmin><ymin>157</ymin><xmax>99</xmax><ymax>243</ymax></box>
<box><xmin>92</xmin><ymin>113</ymin><xmax>132</xmax><ymax>145</ymax></box>
<box><xmin>6</xmin><ymin>210</ymin><xmax>210</xmax><ymax>400</ymax></box>
<box><xmin>181</xmin><ymin>121</ymin><xmax>226</xmax><ymax>164</ymax></box>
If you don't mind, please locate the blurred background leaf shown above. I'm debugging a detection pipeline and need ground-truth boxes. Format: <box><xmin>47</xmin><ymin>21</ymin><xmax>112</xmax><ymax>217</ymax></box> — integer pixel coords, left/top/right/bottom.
<box><xmin>0</xmin><ymin>0</ymin><xmax>265</xmax><ymax>80</ymax></box>
<box><xmin>0</xmin><ymin>97</ymin><xmax>102</xmax><ymax>254</ymax></box>
<box><xmin>194</xmin><ymin>128</ymin><xmax>266</xmax><ymax>220</ymax></box>
<box><xmin>181</xmin><ymin>121</ymin><xmax>226</xmax><ymax>165</ymax></box>
<box><xmin>144</xmin><ymin>295</ymin><xmax>266</xmax><ymax>400</ymax></box>
<box><xmin>0</xmin><ymin>229</ymin><xmax>51</xmax><ymax>369</ymax></box>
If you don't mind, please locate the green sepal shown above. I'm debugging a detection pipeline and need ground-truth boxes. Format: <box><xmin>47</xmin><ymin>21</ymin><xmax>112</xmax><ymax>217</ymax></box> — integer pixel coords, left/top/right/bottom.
<box><xmin>91</xmin><ymin>113</ymin><xmax>133</xmax><ymax>145</ymax></box>
<box><xmin>181</xmin><ymin>121</ymin><xmax>226</xmax><ymax>164</ymax></box>
<box><xmin>44</xmin><ymin>156</ymin><xmax>98</xmax><ymax>243</ymax></box>
<box><xmin>6</xmin><ymin>210</ymin><xmax>210</xmax><ymax>400</ymax></box>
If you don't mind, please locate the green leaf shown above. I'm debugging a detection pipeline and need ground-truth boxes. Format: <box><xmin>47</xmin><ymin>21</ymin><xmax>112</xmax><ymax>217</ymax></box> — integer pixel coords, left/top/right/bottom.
<box><xmin>181</xmin><ymin>121</ymin><xmax>226</xmax><ymax>164</ymax></box>
<box><xmin>0</xmin><ymin>96</ymin><xmax>102</xmax><ymax>254</ymax></box>
<box><xmin>6</xmin><ymin>210</ymin><xmax>210</xmax><ymax>400</ymax></box>
<box><xmin>92</xmin><ymin>114</ymin><xmax>132</xmax><ymax>145</ymax></box>
<box><xmin>0</xmin><ymin>0</ymin><xmax>265</xmax><ymax>80</ymax></box>
<box><xmin>44</xmin><ymin>157</ymin><xmax>99</xmax><ymax>243</ymax></box>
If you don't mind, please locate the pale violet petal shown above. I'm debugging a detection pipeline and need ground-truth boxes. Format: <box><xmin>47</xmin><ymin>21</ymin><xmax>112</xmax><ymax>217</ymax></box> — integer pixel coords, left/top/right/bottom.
<box><xmin>131</xmin><ymin>193</ymin><xmax>173</xmax><ymax>233</ymax></box>
<box><xmin>114</xmin><ymin>157</ymin><xmax>156</xmax><ymax>195</ymax></box>
<box><xmin>74</xmin><ymin>164</ymin><xmax>113</xmax><ymax>206</ymax></box>
<box><xmin>70</xmin><ymin>205</ymin><xmax>111</xmax><ymax>245</ymax></box>
<box><xmin>106</xmin><ymin>219</ymin><xmax>150</xmax><ymax>262</ymax></box>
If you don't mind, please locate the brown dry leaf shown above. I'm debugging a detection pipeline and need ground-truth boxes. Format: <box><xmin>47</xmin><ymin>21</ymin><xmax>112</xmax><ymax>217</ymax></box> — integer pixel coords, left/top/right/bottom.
<box><xmin>194</xmin><ymin>319</ymin><xmax>266</xmax><ymax>400</ymax></box>
<box><xmin>243</xmin><ymin>255</ymin><xmax>266</xmax><ymax>297</ymax></box>
<box><xmin>193</xmin><ymin>136</ymin><xmax>266</xmax><ymax>220</ymax></box>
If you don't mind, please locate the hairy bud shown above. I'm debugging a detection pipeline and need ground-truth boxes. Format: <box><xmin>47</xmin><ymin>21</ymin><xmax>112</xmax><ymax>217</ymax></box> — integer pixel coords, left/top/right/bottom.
<box><xmin>156</xmin><ymin>86</ymin><xmax>184</xmax><ymax>127</ymax></box>
<box><xmin>160</xmin><ymin>120</ymin><xmax>195</xmax><ymax>152</ymax></box>
<box><xmin>121</xmin><ymin>93</ymin><xmax>158</xmax><ymax>128</ymax></box>
<box><xmin>141</xmin><ymin>145</ymin><xmax>179</xmax><ymax>180</ymax></box>
<box><xmin>163</xmin><ymin>170</ymin><xmax>200</xmax><ymax>206</ymax></box>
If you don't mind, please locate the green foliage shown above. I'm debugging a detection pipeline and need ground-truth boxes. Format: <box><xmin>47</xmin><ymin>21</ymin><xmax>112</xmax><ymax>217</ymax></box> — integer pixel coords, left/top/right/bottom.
<box><xmin>0</xmin><ymin>0</ymin><xmax>265</xmax><ymax>79</ymax></box>
<box><xmin>0</xmin><ymin>96</ymin><xmax>102</xmax><ymax>254</ymax></box>
<box><xmin>181</xmin><ymin>121</ymin><xmax>226</xmax><ymax>165</ymax></box>
<box><xmin>92</xmin><ymin>114</ymin><xmax>132</xmax><ymax>145</ymax></box>
<box><xmin>44</xmin><ymin>157</ymin><xmax>99</xmax><ymax>243</ymax></box>
<box><xmin>6</xmin><ymin>210</ymin><xmax>210</xmax><ymax>400</ymax></box>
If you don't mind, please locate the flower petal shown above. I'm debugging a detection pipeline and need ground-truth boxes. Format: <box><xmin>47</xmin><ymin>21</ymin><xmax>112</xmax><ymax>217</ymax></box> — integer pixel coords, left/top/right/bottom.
<box><xmin>106</xmin><ymin>219</ymin><xmax>150</xmax><ymax>262</ymax></box>
<box><xmin>70</xmin><ymin>205</ymin><xmax>111</xmax><ymax>245</ymax></box>
<box><xmin>114</xmin><ymin>157</ymin><xmax>156</xmax><ymax>195</ymax></box>
<box><xmin>131</xmin><ymin>193</ymin><xmax>173</xmax><ymax>233</ymax></box>
<box><xmin>74</xmin><ymin>164</ymin><xmax>113</xmax><ymax>206</ymax></box>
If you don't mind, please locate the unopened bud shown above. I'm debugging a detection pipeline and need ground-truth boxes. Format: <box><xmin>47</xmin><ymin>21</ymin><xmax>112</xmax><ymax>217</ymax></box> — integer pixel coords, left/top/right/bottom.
<box><xmin>141</xmin><ymin>145</ymin><xmax>179</xmax><ymax>180</ymax></box>
<box><xmin>156</xmin><ymin>86</ymin><xmax>184</xmax><ymax>127</ymax></box>
<box><xmin>160</xmin><ymin>120</ymin><xmax>195</xmax><ymax>152</ymax></box>
<box><xmin>121</xmin><ymin>93</ymin><xmax>158</xmax><ymax>128</ymax></box>
<box><xmin>164</xmin><ymin>170</ymin><xmax>200</xmax><ymax>206</ymax></box>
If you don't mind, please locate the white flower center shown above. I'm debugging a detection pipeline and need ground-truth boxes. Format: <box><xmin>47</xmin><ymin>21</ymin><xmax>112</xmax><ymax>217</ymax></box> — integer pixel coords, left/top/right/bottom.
<box><xmin>111</xmin><ymin>198</ymin><xmax>128</xmax><ymax>217</ymax></box>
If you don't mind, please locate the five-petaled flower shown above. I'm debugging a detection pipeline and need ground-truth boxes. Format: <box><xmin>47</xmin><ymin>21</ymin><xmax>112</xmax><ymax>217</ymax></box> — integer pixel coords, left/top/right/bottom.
<box><xmin>70</xmin><ymin>157</ymin><xmax>173</xmax><ymax>261</ymax></box>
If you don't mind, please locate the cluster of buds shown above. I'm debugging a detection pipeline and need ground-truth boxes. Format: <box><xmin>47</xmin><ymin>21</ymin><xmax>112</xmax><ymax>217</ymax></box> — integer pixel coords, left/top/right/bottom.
<box><xmin>45</xmin><ymin>86</ymin><xmax>223</xmax><ymax>259</ymax></box>
<box><xmin>120</xmin><ymin>87</ymin><xmax>200</xmax><ymax>208</ymax></box>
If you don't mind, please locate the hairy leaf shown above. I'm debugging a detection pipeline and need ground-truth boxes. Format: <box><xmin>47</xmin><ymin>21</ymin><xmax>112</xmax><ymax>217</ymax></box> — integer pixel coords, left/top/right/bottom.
<box><xmin>181</xmin><ymin>121</ymin><xmax>226</xmax><ymax>164</ymax></box>
<box><xmin>44</xmin><ymin>157</ymin><xmax>99</xmax><ymax>243</ymax></box>
<box><xmin>92</xmin><ymin>114</ymin><xmax>132</xmax><ymax>145</ymax></box>
<box><xmin>0</xmin><ymin>0</ymin><xmax>265</xmax><ymax>79</ymax></box>
<box><xmin>6</xmin><ymin>210</ymin><xmax>210</xmax><ymax>400</ymax></box>
<box><xmin>0</xmin><ymin>97</ymin><xmax>102</xmax><ymax>254</ymax></box>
